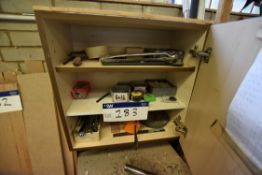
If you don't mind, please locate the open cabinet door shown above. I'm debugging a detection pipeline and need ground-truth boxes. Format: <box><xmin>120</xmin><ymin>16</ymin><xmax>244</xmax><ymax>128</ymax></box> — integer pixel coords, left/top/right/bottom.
<box><xmin>181</xmin><ymin>17</ymin><xmax>262</xmax><ymax>175</ymax></box>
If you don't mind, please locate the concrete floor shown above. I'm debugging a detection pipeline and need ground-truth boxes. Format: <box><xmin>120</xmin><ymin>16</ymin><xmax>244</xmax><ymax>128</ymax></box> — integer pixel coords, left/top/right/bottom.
<box><xmin>78</xmin><ymin>142</ymin><xmax>191</xmax><ymax>175</ymax></box>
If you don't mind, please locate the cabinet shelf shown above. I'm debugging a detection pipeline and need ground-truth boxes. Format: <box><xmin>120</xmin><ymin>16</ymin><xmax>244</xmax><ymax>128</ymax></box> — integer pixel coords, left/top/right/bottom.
<box><xmin>73</xmin><ymin>122</ymin><xmax>179</xmax><ymax>149</ymax></box>
<box><xmin>66</xmin><ymin>91</ymin><xmax>185</xmax><ymax>117</ymax></box>
<box><xmin>56</xmin><ymin>61</ymin><xmax>196</xmax><ymax>72</ymax></box>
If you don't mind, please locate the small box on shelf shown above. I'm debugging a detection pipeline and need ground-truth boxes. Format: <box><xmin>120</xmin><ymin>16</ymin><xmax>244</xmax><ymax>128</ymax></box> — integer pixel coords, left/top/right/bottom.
<box><xmin>146</xmin><ymin>79</ymin><xmax>177</xmax><ymax>97</ymax></box>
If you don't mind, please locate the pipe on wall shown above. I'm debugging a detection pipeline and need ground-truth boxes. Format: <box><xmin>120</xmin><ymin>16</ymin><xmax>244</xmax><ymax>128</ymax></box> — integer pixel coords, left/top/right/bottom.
<box><xmin>0</xmin><ymin>13</ymin><xmax>35</xmax><ymax>22</ymax></box>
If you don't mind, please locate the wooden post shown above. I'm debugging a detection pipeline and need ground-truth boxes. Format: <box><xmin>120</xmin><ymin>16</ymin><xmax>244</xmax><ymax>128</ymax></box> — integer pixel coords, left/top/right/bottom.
<box><xmin>215</xmin><ymin>0</ymin><xmax>233</xmax><ymax>23</ymax></box>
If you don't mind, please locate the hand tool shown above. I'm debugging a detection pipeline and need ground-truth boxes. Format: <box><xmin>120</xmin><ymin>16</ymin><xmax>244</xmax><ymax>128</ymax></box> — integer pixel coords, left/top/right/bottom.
<box><xmin>101</xmin><ymin>52</ymin><xmax>184</xmax><ymax>66</ymax></box>
<box><xmin>73</xmin><ymin>56</ymin><xmax>82</xmax><ymax>66</ymax></box>
<box><xmin>134</xmin><ymin>123</ymin><xmax>138</xmax><ymax>149</ymax></box>
<box><xmin>96</xmin><ymin>92</ymin><xmax>110</xmax><ymax>103</ymax></box>
<box><xmin>131</xmin><ymin>90</ymin><xmax>144</xmax><ymax>102</ymax></box>
<box><xmin>63</xmin><ymin>50</ymin><xmax>86</xmax><ymax>65</ymax></box>
<box><xmin>141</xmin><ymin>111</ymin><xmax>169</xmax><ymax>129</ymax></box>
<box><xmin>124</xmin><ymin>164</ymin><xmax>156</xmax><ymax>175</ymax></box>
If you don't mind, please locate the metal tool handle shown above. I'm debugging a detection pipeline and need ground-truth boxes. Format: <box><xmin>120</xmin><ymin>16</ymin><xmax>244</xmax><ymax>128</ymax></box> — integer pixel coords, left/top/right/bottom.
<box><xmin>101</xmin><ymin>52</ymin><xmax>178</xmax><ymax>60</ymax></box>
<box><xmin>134</xmin><ymin>123</ymin><xmax>138</xmax><ymax>149</ymax></box>
<box><xmin>124</xmin><ymin>164</ymin><xmax>156</xmax><ymax>175</ymax></box>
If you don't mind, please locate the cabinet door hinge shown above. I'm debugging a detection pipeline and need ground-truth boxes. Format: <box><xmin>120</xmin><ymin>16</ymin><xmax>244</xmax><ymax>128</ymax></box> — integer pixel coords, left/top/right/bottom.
<box><xmin>190</xmin><ymin>46</ymin><xmax>212</xmax><ymax>63</ymax></box>
<box><xmin>173</xmin><ymin>115</ymin><xmax>188</xmax><ymax>138</ymax></box>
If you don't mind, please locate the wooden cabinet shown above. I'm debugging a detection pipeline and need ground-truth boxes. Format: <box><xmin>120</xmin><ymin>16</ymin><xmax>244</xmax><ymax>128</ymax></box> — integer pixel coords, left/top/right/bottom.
<box><xmin>34</xmin><ymin>6</ymin><xmax>262</xmax><ymax>175</ymax></box>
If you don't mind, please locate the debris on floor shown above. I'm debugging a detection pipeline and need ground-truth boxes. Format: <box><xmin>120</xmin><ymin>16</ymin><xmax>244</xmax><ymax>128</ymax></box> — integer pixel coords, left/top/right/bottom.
<box><xmin>78</xmin><ymin>142</ymin><xmax>191</xmax><ymax>175</ymax></box>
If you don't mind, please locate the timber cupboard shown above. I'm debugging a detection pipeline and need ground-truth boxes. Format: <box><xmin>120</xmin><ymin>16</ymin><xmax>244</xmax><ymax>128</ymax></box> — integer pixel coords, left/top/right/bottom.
<box><xmin>34</xmin><ymin>6</ymin><xmax>262</xmax><ymax>175</ymax></box>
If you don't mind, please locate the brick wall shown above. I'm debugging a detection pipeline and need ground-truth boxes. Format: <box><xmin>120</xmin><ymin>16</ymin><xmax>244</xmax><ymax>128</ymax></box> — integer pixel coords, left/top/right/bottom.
<box><xmin>0</xmin><ymin>21</ymin><xmax>44</xmax><ymax>72</ymax></box>
<box><xmin>0</xmin><ymin>0</ymin><xmax>48</xmax><ymax>73</ymax></box>
<box><xmin>0</xmin><ymin>0</ymin><xmax>249</xmax><ymax>73</ymax></box>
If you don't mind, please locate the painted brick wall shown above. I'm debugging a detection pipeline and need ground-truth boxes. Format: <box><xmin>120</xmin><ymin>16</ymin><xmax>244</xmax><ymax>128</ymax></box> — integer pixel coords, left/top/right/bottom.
<box><xmin>0</xmin><ymin>21</ymin><xmax>44</xmax><ymax>72</ymax></box>
<box><xmin>0</xmin><ymin>0</ymin><xmax>49</xmax><ymax>73</ymax></box>
<box><xmin>0</xmin><ymin>0</ymin><xmax>246</xmax><ymax>73</ymax></box>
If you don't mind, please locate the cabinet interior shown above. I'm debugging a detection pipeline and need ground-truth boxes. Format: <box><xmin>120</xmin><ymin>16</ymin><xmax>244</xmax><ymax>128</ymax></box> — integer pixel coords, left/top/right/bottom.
<box><xmin>40</xmin><ymin>14</ymin><xmax>209</xmax><ymax>149</ymax></box>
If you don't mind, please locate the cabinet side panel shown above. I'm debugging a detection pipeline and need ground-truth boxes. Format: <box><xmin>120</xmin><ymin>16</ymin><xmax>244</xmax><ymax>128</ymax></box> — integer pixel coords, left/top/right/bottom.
<box><xmin>35</xmin><ymin>13</ymin><xmax>75</xmax><ymax>149</ymax></box>
<box><xmin>57</xmin><ymin>110</ymin><xmax>77</xmax><ymax>175</ymax></box>
<box><xmin>168</xmin><ymin>31</ymin><xmax>207</xmax><ymax>122</ymax></box>
<box><xmin>182</xmin><ymin>17</ymin><xmax>262</xmax><ymax>175</ymax></box>
<box><xmin>41</xmin><ymin>20</ymin><xmax>74</xmax><ymax>115</ymax></box>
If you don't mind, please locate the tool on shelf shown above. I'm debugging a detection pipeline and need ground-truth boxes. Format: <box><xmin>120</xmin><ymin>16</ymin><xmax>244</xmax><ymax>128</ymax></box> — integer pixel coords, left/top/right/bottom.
<box><xmin>101</xmin><ymin>52</ymin><xmax>184</xmax><ymax>66</ymax></box>
<box><xmin>124</xmin><ymin>121</ymin><xmax>141</xmax><ymax>149</ymax></box>
<box><xmin>74</xmin><ymin>115</ymin><xmax>101</xmax><ymax>137</ymax></box>
<box><xmin>71</xmin><ymin>81</ymin><xmax>91</xmax><ymax>99</ymax></box>
<box><xmin>134</xmin><ymin>123</ymin><xmax>138</xmax><ymax>149</ymax></box>
<box><xmin>112</xmin><ymin>122</ymin><xmax>165</xmax><ymax>138</ymax></box>
<box><xmin>74</xmin><ymin>118</ymin><xmax>86</xmax><ymax>137</ymax></box>
<box><xmin>73</xmin><ymin>56</ymin><xmax>82</xmax><ymax>66</ymax></box>
<box><xmin>124</xmin><ymin>121</ymin><xmax>141</xmax><ymax>134</ymax></box>
<box><xmin>63</xmin><ymin>45</ymin><xmax>108</xmax><ymax>66</ymax></box>
<box><xmin>125</xmin><ymin>47</ymin><xmax>144</xmax><ymax>55</ymax></box>
<box><xmin>131</xmin><ymin>90</ymin><xmax>144</xmax><ymax>102</ymax></box>
<box><xmin>96</xmin><ymin>92</ymin><xmax>110</xmax><ymax>103</ymax></box>
<box><xmin>106</xmin><ymin>79</ymin><xmax>177</xmax><ymax>103</ymax></box>
<box><xmin>141</xmin><ymin>111</ymin><xmax>170</xmax><ymax>129</ymax></box>
<box><xmin>63</xmin><ymin>50</ymin><xmax>86</xmax><ymax>65</ymax></box>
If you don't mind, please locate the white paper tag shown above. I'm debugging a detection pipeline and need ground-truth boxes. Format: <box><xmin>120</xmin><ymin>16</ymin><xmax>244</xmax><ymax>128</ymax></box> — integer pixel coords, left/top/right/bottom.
<box><xmin>102</xmin><ymin>102</ymin><xmax>148</xmax><ymax>122</ymax></box>
<box><xmin>112</xmin><ymin>93</ymin><xmax>129</xmax><ymax>102</ymax></box>
<box><xmin>226</xmin><ymin>49</ymin><xmax>262</xmax><ymax>169</ymax></box>
<box><xmin>0</xmin><ymin>90</ymin><xmax>22</xmax><ymax>114</ymax></box>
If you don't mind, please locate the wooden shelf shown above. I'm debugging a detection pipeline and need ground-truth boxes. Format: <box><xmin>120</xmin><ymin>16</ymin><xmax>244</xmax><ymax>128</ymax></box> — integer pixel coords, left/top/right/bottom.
<box><xmin>56</xmin><ymin>61</ymin><xmax>196</xmax><ymax>72</ymax></box>
<box><xmin>73</xmin><ymin>121</ymin><xmax>179</xmax><ymax>149</ymax></box>
<box><xmin>66</xmin><ymin>91</ymin><xmax>185</xmax><ymax>117</ymax></box>
<box><xmin>34</xmin><ymin>6</ymin><xmax>211</xmax><ymax>31</ymax></box>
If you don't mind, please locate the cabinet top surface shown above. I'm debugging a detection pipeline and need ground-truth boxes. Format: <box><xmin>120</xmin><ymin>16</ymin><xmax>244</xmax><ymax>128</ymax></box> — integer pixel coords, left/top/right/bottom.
<box><xmin>34</xmin><ymin>6</ymin><xmax>212</xmax><ymax>31</ymax></box>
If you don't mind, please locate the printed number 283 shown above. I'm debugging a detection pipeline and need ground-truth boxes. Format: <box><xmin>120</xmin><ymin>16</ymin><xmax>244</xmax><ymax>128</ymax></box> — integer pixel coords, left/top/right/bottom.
<box><xmin>115</xmin><ymin>107</ymin><xmax>137</xmax><ymax>118</ymax></box>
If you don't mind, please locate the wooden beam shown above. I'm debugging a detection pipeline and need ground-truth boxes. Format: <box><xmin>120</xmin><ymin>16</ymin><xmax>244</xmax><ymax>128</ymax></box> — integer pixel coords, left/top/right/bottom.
<box><xmin>215</xmin><ymin>0</ymin><xmax>233</xmax><ymax>23</ymax></box>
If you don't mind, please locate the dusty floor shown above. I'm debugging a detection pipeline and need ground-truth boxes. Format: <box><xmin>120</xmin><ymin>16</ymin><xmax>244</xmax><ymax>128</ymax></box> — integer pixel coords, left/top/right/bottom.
<box><xmin>78</xmin><ymin>142</ymin><xmax>191</xmax><ymax>175</ymax></box>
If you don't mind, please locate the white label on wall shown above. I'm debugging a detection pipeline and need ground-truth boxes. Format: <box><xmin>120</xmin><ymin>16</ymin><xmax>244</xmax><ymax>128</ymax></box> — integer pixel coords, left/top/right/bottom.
<box><xmin>0</xmin><ymin>90</ymin><xmax>22</xmax><ymax>114</ymax></box>
<box><xmin>102</xmin><ymin>102</ymin><xmax>148</xmax><ymax>122</ymax></box>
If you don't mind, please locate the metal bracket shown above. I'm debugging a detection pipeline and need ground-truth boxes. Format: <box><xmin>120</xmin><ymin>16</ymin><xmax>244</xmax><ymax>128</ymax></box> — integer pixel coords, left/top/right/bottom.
<box><xmin>190</xmin><ymin>46</ymin><xmax>212</xmax><ymax>63</ymax></box>
<box><xmin>173</xmin><ymin>115</ymin><xmax>188</xmax><ymax>138</ymax></box>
